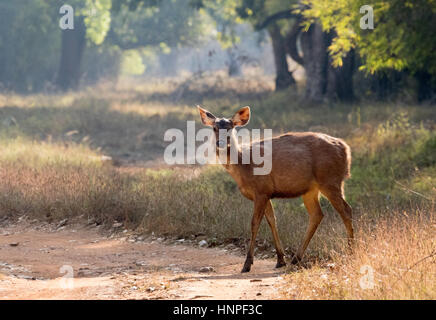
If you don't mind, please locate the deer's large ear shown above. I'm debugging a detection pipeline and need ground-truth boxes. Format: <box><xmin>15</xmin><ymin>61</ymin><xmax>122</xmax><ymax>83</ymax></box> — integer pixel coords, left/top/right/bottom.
<box><xmin>197</xmin><ymin>106</ymin><xmax>216</xmax><ymax>126</ymax></box>
<box><xmin>231</xmin><ymin>106</ymin><xmax>250</xmax><ymax>127</ymax></box>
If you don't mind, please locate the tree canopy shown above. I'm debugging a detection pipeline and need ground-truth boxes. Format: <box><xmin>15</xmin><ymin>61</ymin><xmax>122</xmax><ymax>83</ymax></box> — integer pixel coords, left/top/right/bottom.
<box><xmin>110</xmin><ymin>0</ymin><xmax>208</xmax><ymax>50</ymax></box>
<box><xmin>1</xmin><ymin>0</ymin><xmax>435</xmax><ymax>100</ymax></box>
<box><xmin>300</xmin><ymin>0</ymin><xmax>436</xmax><ymax>76</ymax></box>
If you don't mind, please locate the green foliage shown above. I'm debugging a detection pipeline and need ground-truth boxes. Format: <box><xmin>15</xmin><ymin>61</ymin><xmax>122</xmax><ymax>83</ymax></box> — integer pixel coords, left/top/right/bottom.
<box><xmin>0</xmin><ymin>1</ymin><xmax>60</xmax><ymax>91</ymax></box>
<box><xmin>300</xmin><ymin>0</ymin><xmax>436</xmax><ymax>76</ymax></box>
<box><xmin>112</xmin><ymin>0</ymin><xmax>161</xmax><ymax>12</ymax></box>
<box><xmin>121</xmin><ymin>50</ymin><xmax>146</xmax><ymax>75</ymax></box>
<box><xmin>81</xmin><ymin>0</ymin><xmax>112</xmax><ymax>45</ymax></box>
<box><xmin>238</xmin><ymin>0</ymin><xmax>297</xmax><ymax>34</ymax></box>
<box><xmin>238</xmin><ymin>0</ymin><xmax>295</xmax><ymax>21</ymax></box>
<box><xmin>196</xmin><ymin>0</ymin><xmax>244</xmax><ymax>48</ymax></box>
<box><xmin>57</xmin><ymin>0</ymin><xmax>113</xmax><ymax>45</ymax></box>
<box><xmin>110</xmin><ymin>0</ymin><xmax>209</xmax><ymax>51</ymax></box>
<box><xmin>0</xmin><ymin>0</ymin><xmax>115</xmax><ymax>91</ymax></box>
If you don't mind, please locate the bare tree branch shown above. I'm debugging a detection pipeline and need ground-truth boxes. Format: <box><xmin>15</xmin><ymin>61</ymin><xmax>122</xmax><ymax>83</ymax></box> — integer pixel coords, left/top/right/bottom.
<box><xmin>255</xmin><ymin>10</ymin><xmax>296</xmax><ymax>30</ymax></box>
<box><xmin>285</xmin><ymin>17</ymin><xmax>304</xmax><ymax>66</ymax></box>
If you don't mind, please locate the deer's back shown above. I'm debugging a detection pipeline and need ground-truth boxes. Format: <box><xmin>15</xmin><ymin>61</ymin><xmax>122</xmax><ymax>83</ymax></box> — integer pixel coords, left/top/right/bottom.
<box><xmin>246</xmin><ymin>132</ymin><xmax>351</xmax><ymax>199</ymax></box>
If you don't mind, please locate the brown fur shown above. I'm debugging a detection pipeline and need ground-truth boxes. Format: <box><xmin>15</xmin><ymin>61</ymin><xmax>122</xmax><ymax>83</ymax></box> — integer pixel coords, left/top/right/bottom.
<box><xmin>198</xmin><ymin>106</ymin><xmax>353</xmax><ymax>273</ymax></box>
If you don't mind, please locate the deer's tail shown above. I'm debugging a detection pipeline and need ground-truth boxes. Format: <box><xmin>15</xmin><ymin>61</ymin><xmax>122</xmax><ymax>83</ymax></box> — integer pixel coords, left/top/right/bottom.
<box><xmin>343</xmin><ymin>141</ymin><xmax>352</xmax><ymax>179</ymax></box>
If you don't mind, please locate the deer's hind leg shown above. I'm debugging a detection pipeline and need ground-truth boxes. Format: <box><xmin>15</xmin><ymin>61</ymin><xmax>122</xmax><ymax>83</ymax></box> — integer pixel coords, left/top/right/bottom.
<box><xmin>291</xmin><ymin>189</ymin><xmax>324</xmax><ymax>264</ymax></box>
<box><xmin>320</xmin><ymin>183</ymin><xmax>354</xmax><ymax>247</ymax></box>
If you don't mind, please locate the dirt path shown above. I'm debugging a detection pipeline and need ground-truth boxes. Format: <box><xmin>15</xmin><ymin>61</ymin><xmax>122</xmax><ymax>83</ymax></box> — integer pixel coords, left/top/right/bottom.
<box><xmin>0</xmin><ymin>222</ymin><xmax>286</xmax><ymax>300</ymax></box>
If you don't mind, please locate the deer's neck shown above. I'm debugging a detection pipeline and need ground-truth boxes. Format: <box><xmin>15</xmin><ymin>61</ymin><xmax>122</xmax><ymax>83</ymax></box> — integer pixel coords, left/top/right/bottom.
<box><xmin>217</xmin><ymin>129</ymin><xmax>239</xmax><ymax>165</ymax></box>
<box><xmin>219</xmin><ymin>130</ymin><xmax>247</xmax><ymax>181</ymax></box>
<box><xmin>219</xmin><ymin>131</ymin><xmax>255</xmax><ymax>199</ymax></box>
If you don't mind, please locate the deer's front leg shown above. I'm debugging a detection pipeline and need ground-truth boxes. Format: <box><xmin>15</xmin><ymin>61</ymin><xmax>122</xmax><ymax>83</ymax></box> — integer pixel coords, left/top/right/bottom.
<box><xmin>241</xmin><ymin>196</ymin><xmax>268</xmax><ymax>273</ymax></box>
<box><xmin>264</xmin><ymin>200</ymin><xmax>286</xmax><ymax>268</ymax></box>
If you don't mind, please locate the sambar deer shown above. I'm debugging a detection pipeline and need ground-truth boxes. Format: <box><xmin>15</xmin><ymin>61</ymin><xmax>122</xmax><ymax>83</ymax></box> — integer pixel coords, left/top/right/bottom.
<box><xmin>198</xmin><ymin>106</ymin><xmax>353</xmax><ymax>273</ymax></box>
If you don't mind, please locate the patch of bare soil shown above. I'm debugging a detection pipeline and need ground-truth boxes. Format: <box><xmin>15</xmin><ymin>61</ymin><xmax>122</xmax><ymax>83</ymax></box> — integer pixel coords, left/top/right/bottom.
<box><xmin>0</xmin><ymin>222</ymin><xmax>286</xmax><ymax>300</ymax></box>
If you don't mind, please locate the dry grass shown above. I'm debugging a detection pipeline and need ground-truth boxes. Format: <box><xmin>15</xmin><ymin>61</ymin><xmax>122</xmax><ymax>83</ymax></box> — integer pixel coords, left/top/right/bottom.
<box><xmin>281</xmin><ymin>211</ymin><xmax>435</xmax><ymax>299</ymax></box>
<box><xmin>0</xmin><ymin>75</ymin><xmax>435</xmax><ymax>299</ymax></box>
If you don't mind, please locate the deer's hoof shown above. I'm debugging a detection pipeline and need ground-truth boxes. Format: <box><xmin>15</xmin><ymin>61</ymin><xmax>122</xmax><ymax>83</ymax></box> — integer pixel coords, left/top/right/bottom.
<box><xmin>275</xmin><ymin>260</ymin><xmax>286</xmax><ymax>268</ymax></box>
<box><xmin>241</xmin><ymin>265</ymin><xmax>251</xmax><ymax>273</ymax></box>
<box><xmin>290</xmin><ymin>255</ymin><xmax>302</xmax><ymax>265</ymax></box>
<box><xmin>241</xmin><ymin>260</ymin><xmax>252</xmax><ymax>273</ymax></box>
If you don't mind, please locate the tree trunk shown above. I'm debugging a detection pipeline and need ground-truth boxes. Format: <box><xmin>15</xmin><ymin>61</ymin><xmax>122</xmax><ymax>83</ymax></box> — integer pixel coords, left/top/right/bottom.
<box><xmin>56</xmin><ymin>16</ymin><xmax>86</xmax><ymax>91</ymax></box>
<box><xmin>268</xmin><ymin>23</ymin><xmax>295</xmax><ymax>91</ymax></box>
<box><xmin>260</xmin><ymin>12</ymin><xmax>356</xmax><ymax>102</ymax></box>
<box><xmin>326</xmin><ymin>49</ymin><xmax>355</xmax><ymax>102</ymax></box>
<box><xmin>415</xmin><ymin>70</ymin><xmax>435</xmax><ymax>102</ymax></box>
<box><xmin>300</xmin><ymin>23</ymin><xmax>328</xmax><ymax>103</ymax></box>
<box><xmin>285</xmin><ymin>18</ymin><xmax>304</xmax><ymax>66</ymax></box>
<box><xmin>285</xmin><ymin>21</ymin><xmax>355</xmax><ymax>103</ymax></box>
<box><xmin>367</xmin><ymin>70</ymin><xmax>403</xmax><ymax>100</ymax></box>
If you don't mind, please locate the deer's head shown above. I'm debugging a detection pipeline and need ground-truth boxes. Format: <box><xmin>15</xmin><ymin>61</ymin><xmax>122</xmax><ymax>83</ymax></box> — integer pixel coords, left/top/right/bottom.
<box><xmin>197</xmin><ymin>106</ymin><xmax>250</xmax><ymax>150</ymax></box>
